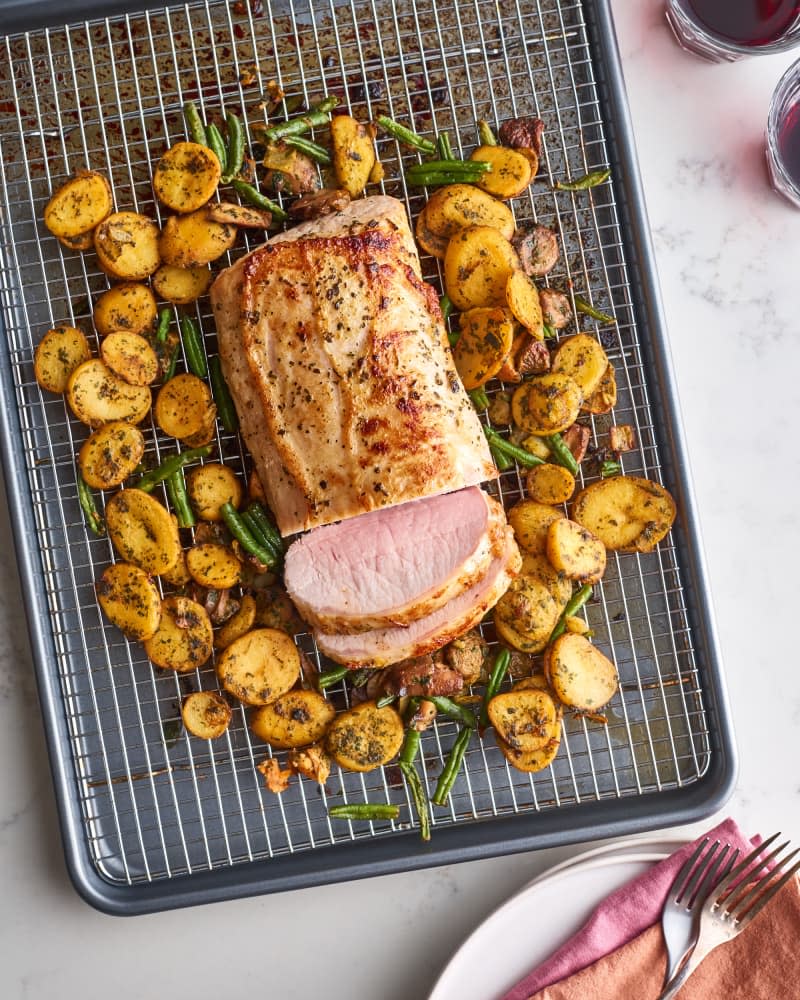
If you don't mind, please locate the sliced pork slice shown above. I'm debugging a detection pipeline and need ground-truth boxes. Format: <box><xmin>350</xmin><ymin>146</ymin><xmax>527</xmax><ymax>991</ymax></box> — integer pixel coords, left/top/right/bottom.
<box><xmin>314</xmin><ymin>532</ymin><xmax>522</xmax><ymax>668</ymax></box>
<box><xmin>284</xmin><ymin>488</ymin><xmax>503</xmax><ymax>634</ymax></box>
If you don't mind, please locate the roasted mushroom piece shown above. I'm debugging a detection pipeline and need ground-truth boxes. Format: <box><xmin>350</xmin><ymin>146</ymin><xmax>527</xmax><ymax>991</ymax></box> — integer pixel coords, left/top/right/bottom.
<box><xmin>512</xmin><ymin>225</ymin><xmax>560</xmax><ymax>278</ymax></box>
<box><xmin>539</xmin><ymin>288</ymin><xmax>572</xmax><ymax>329</ymax></box>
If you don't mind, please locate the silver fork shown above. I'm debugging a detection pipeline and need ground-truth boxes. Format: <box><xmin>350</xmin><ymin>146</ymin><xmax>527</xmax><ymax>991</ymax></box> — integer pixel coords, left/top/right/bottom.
<box><xmin>660</xmin><ymin>837</ymin><xmax>739</xmax><ymax>988</ymax></box>
<box><xmin>657</xmin><ymin>832</ymin><xmax>800</xmax><ymax>1000</ymax></box>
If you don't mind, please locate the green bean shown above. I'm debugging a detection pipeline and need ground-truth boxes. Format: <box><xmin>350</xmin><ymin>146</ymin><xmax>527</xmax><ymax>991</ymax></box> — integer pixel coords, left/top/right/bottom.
<box><xmin>77</xmin><ymin>472</ymin><xmax>105</xmax><ymax>536</ymax></box>
<box><xmin>447</xmin><ymin>329</ymin><xmax>460</xmax><ymax>348</ymax></box>
<box><xmin>400</xmin><ymin>726</ymin><xmax>422</xmax><ymax>766</ymax></box>
<box><xmin>549</xmin><ymin>585</ymin><xmax>593</xmax><ymax>644</ymax></box>
<box><xmin>431</xmin><ymin>727</ymin><xmax>472</xmax><ymax>806</ymax></box>
<box><xmin>469</xmin><ymin>387</ymin><xmax>490</xmax><ymax>411</ymax></box>
<box><xmin>231</xmin><ymin>179</ymin><xmax>288</xmax><ymax>223</ymax></box>
<box><xmin>399</xmin><ymin>761</ymin><xmax>431</xmax><ymax>841</ymax></box>
<box><xmin>436</xmin><ymin>132</ymin><xmax>455</xmax><ymax>160</ymax></box>
<box><xmin>350</xmin><ymin>669</ymin><xmax>371</xmax><ymax>688</ymax></box>
<box><xmin>284</xmin><ymin>135</ymin><xmax>332</xmax><ymax>166</ymax></box>
<box><xmin>483</xmin><ymin>426</ymin><xmax>545</xmax><ymax>468</ymax></box>
<box><xmin>245</xmin><ymin>502</ymin><xmax>285</xmax><ymax>555</ymax></box>
<box><xmin>439</xmin><ymin>293</ymin><xmax>454</xmax><ymax>322</ymax></box>
<box><xmin>405</xmin><ymin>169</ymin><xmax>488</xmax><ymax>188</ymax></box>
<box><xmin>155</xmin><ymin>307</ymin><xmax>171</xmax><ymax>344</ymax></box>
<box><xmin>554</xmin><ymin>167</ymin><xmax>611</xmax><ymax>191</ymax></box>
<box><xmin>489</xmin><ymin>442</ymin><xmax>513</xmax><ymax>472</ymax></box>
<box><xmin>406</xmin><ymin>159</ymin><xmax>490</xmax><ymax>177</ymax></box>
<box><xmin>166</xmin><ymin>470</ymin><xmax>195</xmax><ymax>528</ymax></box>
<box><xmin>205</xmin><ymin>122</ymin><xmax>227</xmax><ymax>168</ymax></box>
<box><xmin>477</xmin><ymin>119</ymin><xmax>498</xmax><ymax>146</ymax></box>
<box><xmin>328</xmin><ymin>803</ymin><xmax>399</xmax><ymax>821</ymax></box>
<box><xmin>544</xmin><ymin>432</ymin><xmax>579</xmax><ymax>476</ymax></box>
<box><xmin>574</xmin><ymin>294</ymin><xmax>616</xmax><ymax>325</ymax></box>
<box><xmin>208</xmin><ymin>356</ymin><xmax>239</xmax><ymax>434</ymax></box>
<box><xmin>479</xmin><ymin>648</ymin><xmax>510</xmax><ymax>729</ymax></box>
<box><xmin>179</xmin><ymin>316</ymin><xmax>207</xmax><ymax>378</ymax></box>
<box><xmin>376</xmin><ymin>693</ymin><xmax>397</xmax><ymax>708</ymax></box>
<box><xmin>164</xmin><ymin>343</ymin><xmax>179</xmax><ymax>382</ymax></box>
<box><xmin>600</xmin><ymin>460</ymin><xmax>622</xmax><ymax>478</ymax></box>
<box><xmin>542</xmin><ymin>322</ymin><xmax>557</xmax><ymax>341</ymax></box>
<box><xmin>241</xmin><ymin>510</ymin><xmax>282</xmax><ymax>566</ymax></box>
<box><xmin>221</xmin><ymin>111</ymin><xmax>245</xmax><ymax>183</ymax></box>
<box><xmin>375</xmin><ymin>115</ymin><xmax>437</xmax><ymax>155</ymax></box>
<box><xmin>221</xmin><ymin>502</ymin><xmax>277</xmax><ymax>568</ymax></box>
<box><xmin>318</xmin><ymin>664</ymin><xmax>349</xmax><ymax>690</ymax></box>
<box><xmin>261</xmin><ymin>96</ymin><xmax>338</xmax><ymax>142</ymax></box>
<box><xmin>135</xmin><ymin>446</ymin><xmax>212</xmax><ymax>493</ymax></box>
<box><xmin>182</xmin><ymin>101</ymin><xmax>207</xmax><ymax>147</ymax></box>
<box><xmin>427</xmin><ymin>695</ymin><xmax>476</xmax><ymax>729</ymax></box>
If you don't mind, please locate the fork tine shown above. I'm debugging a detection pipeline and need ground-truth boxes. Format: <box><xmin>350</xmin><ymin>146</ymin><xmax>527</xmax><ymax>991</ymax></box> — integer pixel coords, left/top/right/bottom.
<box><xmin>732</xmin><ymin>849</ymin><xmax>800</xmax><ymax>928</ymax></box>
<box><xmin>690</xmin><ymin>843</ymin><xmax>735</xmax><ymax>907</ymax></box>
<box><xmin>723</xmin><ymin>840</ymin><xmax>792</xmax><ymax>914</ymax></box>
<box><xmin>671</xmin><ymin>838</ymin><xmax>708</xmax><ymax>903</ymax></box>
<box><xmin>680</xmin><ymin>841</ymin><xmax>721</xmax><ymax>905</ymax></box>
<box><xmin>708</xmin><ymin>831</ymin><xmax>781</xmax><ymax>905</ymax></box>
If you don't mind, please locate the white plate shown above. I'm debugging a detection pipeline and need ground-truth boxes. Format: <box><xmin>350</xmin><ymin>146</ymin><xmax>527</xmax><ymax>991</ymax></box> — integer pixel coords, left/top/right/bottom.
<box><xmin>428</xmin><ymin>838</ymin><xmax>687</xmax><ymax>1000</ymax></box>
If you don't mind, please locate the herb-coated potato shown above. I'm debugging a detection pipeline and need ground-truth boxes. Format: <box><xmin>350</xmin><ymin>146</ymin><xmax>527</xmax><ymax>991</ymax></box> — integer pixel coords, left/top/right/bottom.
<box><xmin>444</xmin><ymin>225</ymin><xmax>519</xmax><ymax>312</ymax></box>
<box><xmin>153</xmin><ymin>141</ymin><xmax>221</xmax><ymax>214</ymax></box>
<box><xmin>58</xmin><ymin>231</ymin><xmax>94</xmax><ymax>252</ymax></box>
<box><xmin>66</xmin><ymin>359</ymin><xmax>152</xmax><ymax>427</ymax></box>
<box><xmin>187</xmin><ymin>463</ymin><xmax>243</xmax><ymax>521</ymax></box>
<box><xmin>497</xmin><ymin>733</ymin><xmax>561</xmax><ymax>773</ymax></box>
<box><xmin>453</xmin><ymin>307</ymin><xmax>515</xmax><ymax>390</ymax></box>
<box><xmin>505</xmin><ymin>270</ymin><xmax>544</xmax><ymax>339</ymax></box>
<box><xmin>106</xmin><ymin>488</ymin><xmax>182</xmax><ymax>575</ymax></box>
<box><xmin>34</xmin><ymin>325</ymin><xmax>91</xmax><ymax>394</ymax></box>
<box><xmin>214</xmin><ymin>593</ymin><xmax>256</xmax><ymax>650</ymax></box>
<box><xmin>325</xmin><ymin>700</ymin><xmax>404</xmax><ymax>772</ymax></box>
<box><xmin>181</xmin><ymin>691</ymin><xmax>232</xmax><ymax>739</ymax></box>
<box><xmin>581</xmin><ymin>363</ymin><xmax>617</xmax><ymax>415</ymax></box>
<box><xmin>96</xmin><ymin>562</ymin><xmax>162</xmax><ymax>641</ymax></box>
<box><xmin>488</xmin><ymin>688</ymin><xmax>559</xmax><ymax>752</ymax></box>
<box><xmin>185</xmin><ymin>543</ymin><xmax>242</xmax><ymax>590</ymax></box>
<box><xmin>416</xmin><ymin>184</ymin><xmax>515</xmax><ymax>259</ymax></box>
<box><xmin>144</xmin><ymin>595</ymin><xmax>213</xmax><ymax>673</ymax></box>
<box><xmin>511</xmin><ymin>373</ymin><xmax>582</xmax><ymax>435</ymax></box>
<box><xmin>508</xmin><ymin>499</ymin><xmax>564</xmax><ymax>555</ymax></box>
<box><xmin>546</xmin><ymin>633</ymin><xmax>618</xmax><ymax>711</ymax></box>
<box><xmin>512</xmin><ymin>673</ymin><xmax>551</xmax><ymax>692</ymax></box>
<box><xmin>330</xmin><ymin>115</ymin><xmax>375</xmax><ymax>198</ymax></box>
<box><xmin>520</xmin><ymin>551</ymin><xmax>573</xmax><ymax>608</ymax></box>
<box><xmin>494</xmin><ymin>575</ymin><xmax>563</xmax><ymax>653</ymax></box>
<box><xmin>154</xmin><ymin>373</ymin><xmax>216</xmax><ymax>441</ymax></box>
<box><xmin>151</xmin><ymin>263</ymin><xmax>212</xmax><ymax>305</ymax></box>
<box><xmin>526</xmin><ymin>463</ymin><xmax>575</xmax><ymax>505</ymax></box>
<box><xmin>78</xmin><ymin>421</ymin><xmax>145</xmax><ymax>490</ymax></box>
<box><xmin>551</xmin><ymin>333</ymin><xmax>609</xmax><ymax>400</ymax></box>
<box><xmin>100</xmin><ymin>331</ymin><xmax>159</xmax><ymax>386</ymax></box>
<box><xmin>160</xmin><ymin>550</ymin><xmax>191</xmax><ymax>587</ymax></box>
<box><xmin>414</xmin><ymin>205</ymin><xmax>449</xmax><ymax>259</ymax></box>
<box><xmin>158</xmin><ymin>209</ymin><xmax>237</xmax><ymax>268</ymax></box>
<box><xmin>571</xmin><ymin>476</ymin><xmax>677</xmax><ymax>553</ymax></box>
<box><xmin>94</xmin><ymin>212</ymin><xmax>161</xmax><ymax>280</ymax></box>
<box><xmin>207</xmin><ymin>202</ymin><xmax>274</xmax><ymax>228</ymax></box>
<box><xmin>546</xmin><ymin>518</ymin><xmax>606</xmax><ymax>584</ymax></box>
<box><xmin>93</xmin><ymin>282</ymin><xmax>157</xmax><ymax>338</ymax></box>
<box><xmin>43</xmin><ymin>170</ymin><xmax>113</xmax><ymax>239</ymax></box>
<box><xmin>216</xmin><ymin>627</ymin><xmax>299</xmax><ymax>706</ymax></box>
<box><xmin>250</xmin><ymin>690</ymin><xmax>336</xmax><ymax>749</ymax></box>
<box><xmin>470</xmin><ymin>145</ymin><xmax>533</xmax><ymax>199</ymax></box>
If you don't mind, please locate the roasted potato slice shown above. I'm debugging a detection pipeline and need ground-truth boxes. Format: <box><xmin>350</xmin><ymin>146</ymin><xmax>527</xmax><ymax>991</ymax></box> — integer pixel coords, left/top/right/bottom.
<box><xmin>571</xmin><ymin>476</ymin><xmax>677</xmax><ymax>553</ymax></box>
<box><xmin>546</xmin><ymin>518</ymin><xmax>606</xmax><ymax>584</ymax></box>
<box><xmin>547</xmin><ymin>633</ymin><xmax>618</xmax><ymax>711</ymax></box>
<box><xmin>153</xmin><ymin>141</ymin><xmax>221</xmax><ymax>213</ymax></box>
<box><xmin>216</xmin><ymin>627</ymin><xmax>300</xmax><ymax>706</ymax></box>
<box><xmin>207</xmin><ymin>202</ymin><xmax>273</xmax><ymax>228</ymax></box>
<box><xmin>581</xmin><ymin>363</ymin><xmax>617</xmax><ymax>415</ymax></box>
<box><xmin>330</xmin><ymin>115</ymin><xmax>376</xmax><ymax>197</ymax></box>
<box><xmin>511</xmin><ymin>373</ymin><xmax>582</xmax><ymax>435</ymax></box>
<box><xmin>187</xmin><ymin>463</ymin><xmax>243</xmax><ymax>521</ymax></box>
<box><xmin>453</xmin><ymin>307</ymin><xmax>515</xmax><ymax>390</ymax></box>
<box><xmin>262</xmin><ymin>143</ymin><xmax>319</xmax><ymax>196</ymax></box>
<box><xmin>34</xmin><ymin>325</ymin><xmax>91</xmax><ymax>394</ymax></box>
<box><xmin>494</xmin><ymin>575</ymin><xmax>562</xmax><ymax>654</ymax></box>
<box><xmin>154</xmin><ymin>373</ymin><xmax>216</xmax><ymax>441</ymax></box>
<box><xmin>100</xmin><ymin>331</ymin><xmax>159</xmax><ymax>386</ymax></box>
<box><xmin>159</xmin><ymin>209</ymin><xmax>237</xmax><ymax>268</ymax></box>
<box><xmin>96</xmin><ymin>562</ymin><xmax>162</xmax><ymax>641</ymax></box>
<box><xmin>151</xmin><ymin>263</ymin><xmax>212</xmax><ymax>305</ymax></box>
<box><xmin>512</xmin><ymin>673</ymin><xmax>551</xmax><ymax>692</ymax></box>
<box><xmin>186</xmin><ymin>543</ymin><xmax>242</xmax><ymax>589</ymax></box>
<box><xmin>44</xmin><ymin>170</ymin><xmax>112</xmax><ymax>239</ymax></box>
<box><xmin>214</xmin><ymin>593</ymin><xmax>256</xmax><ymax>650</ymax></box>
<box><xmin>497</xmin><ymin>733</ymin><xmax>561</xmax><ymax>773</ymax></box>
<box><xmin>160</xmin><ymin>550</ymin><xmax>191</xmax><ymax>587</ymax></box>
<box><xmin>520</xmin><ymin>551</ymin><xmax>573</xmax><ymax>608</ymax></box>
<box><xmin>106</xmin><ymin>488</ymin><xmax>182</xmax><ymax>575</ymax></box>
<box><xmin>505</xmin><ymin>270</ymin><xmax>544</xmax><ymax>339</ymax></box>
<box><xmin>325</xmin><ymin>700</ymin><xmax>404</xmax><ymax>772</ymax></box>
<box><xmin>94</xmin><ymin>212</ymin><xmax>161</xmax><ymax>280</ymax></box>
<box><xmin>181</xmin><ymin>691</ymin><xmax>232</xmax><ymax>739</ymax></box>
<box><xmin>418</xmin><ymin>183</ymin><xmax>516</xmax><ymax>260</ymax></box>
<box><xmin>78</xmin><ymin>421</ymin><xmax>145</xmax><ymax>490</ymax></box>
<box><xmin>415</xmin><ymin>205</ymin><xmax>450</xmax><ymax>259</ymax></box>
<box><xmin>144</xmin><ymin>595</ymin><xmax>213</xmax><ymax>673</ymax></box>
<box><xmin>58</xmin><ymin>231</ymin><xmax>94</xmax><ymax>252</ymax></box>
<box><xmin>488</xmin><ymin>688</ymin><xmax>559</xmax><ymax>752</ymax></box>
<box><xmin>551</xmin><ymin>333</ymin><xmax>609</xmax><ymax>400</ymax></box>
<box><xmin>250</xmin><ymin>690</ymin><xmax>336</xmax><ymax>749</ymax></box>
<box><xmin>470</xmin><ymin>145</ymin><xmax>533</xmax><ymax>199</ymax></box>
<box><xmin>444</xmin><ymin>225</ymin><xmax>519</xmax><ymax>312</ymax></box>
<box><xmin>526</xmin><ymin>463</ymin><xmax>575</xmax><ymax>505</ymax></box>
<box><xmin>66</xmin><ymin>359</ymin><xmax>152</xmax><ymax>427</ymax></box>
<box><xmin>93</xmin><ymin>282</ymin><xmax>158</xmax><ymax>338</ymax></box>
<box><xmin>508</xmin><ymin>499</ymin><xmax>564</xmax><ymax>556</ymax></box>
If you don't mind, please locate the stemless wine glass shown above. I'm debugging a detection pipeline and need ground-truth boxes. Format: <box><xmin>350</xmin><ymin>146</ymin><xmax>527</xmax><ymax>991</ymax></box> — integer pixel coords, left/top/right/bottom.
<box><xmin>666</xmin><ymin>0</ymin><xmax>800</xmax><ymax>62</ymax></box>
<box><xmin>767</xmin><ymin>58</ymin><xmax>800</xmax><ymax>207</ymax></box>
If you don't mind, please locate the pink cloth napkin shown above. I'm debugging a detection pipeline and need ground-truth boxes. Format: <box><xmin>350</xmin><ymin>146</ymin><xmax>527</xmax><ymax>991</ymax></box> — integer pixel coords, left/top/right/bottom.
<box><xmin>501</xmin><ymin>818</ymin><xmax>755</xmax><ymax>1000</ymax></box>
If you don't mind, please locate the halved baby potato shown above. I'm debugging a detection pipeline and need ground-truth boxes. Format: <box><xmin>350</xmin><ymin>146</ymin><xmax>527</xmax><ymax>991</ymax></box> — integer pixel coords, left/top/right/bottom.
<box><xmin>417</xmin><ymin>183</ymin><xmax>515</xmax><ymax>259</ymax></box>
<box><xmin>186</xmin><ymin>543</ymin><xmax>242</xmax><ymax>590</ymax></box>
<box><xmin>497</xmin><ymin>732</ymin><xmax>561</xmax><ymax>773</ymax></box>
<box><xmin>453</xmin><ymin>306</ymin><xmax>515</xmax><ymax>390</ymax></box>
<box><xmin>153</xmin><ymin>141</ymin><xmax>221</xmax><ymax>213</ymax></box>
<box><xmin>520</xmin><ymin>551</ymin><xmax>573</xmax><ymax>608</ymax></box>
<box><xmin>581</xmin><ymin>363</ymin><xmax>617</xmax><ymax>415</ymax></box>
<box><xmin>160</xmin><ymin>550</ymin><xmax>191</xmax><ymax>588</ymax></box>
<box><xmin>325</xmin><ymin>700</ymin><xmax>404</xmax><ymax>772</ymax></box>
<box><xmin>67</xmin><ymin>359</ymin><xmax>152</xmax><ymax>427</ymax></box>
<box><xmin>508</xmin><ymin>499</ymin><xmax>564</xmax><ymax>556</ymax></box>
<box><xmin>546</xmin><ymin>633</ymin><xmax>618</xmax><ymax>711</ymax></box>
<box><xmin>44</xmin><ymin>170</ymin><xmax>113</xmax><ymax>240</ymax></box>
<box><xmin>94</xmin><ymin>211</ymin><xmax>161</xmax><ymax>280</ymax></box>
<box><xmin>58</xmin><ymin>231</ymin><xmax>94</xmax><ymax>252</ymax></box>
<box><xmin>330</xmin><ymin>115</ymin><xmax>376</xmax><ymax>198</ymax></box>
<box><xmin>444</xmin><ymin>225</ymin><xmax>519</xmax><ymax>312</ymax></box>
<box><xmin>546</xmin><ymin>518</ymin><xmax>606</xmax><ymax>584</ymax></box>
<box><xmin>144</xmin><ymin>595</ymin><xmax>213</xmax><ymax>673</ymax></box>
<box><xmin>154</xmin><ymin>373</ymin><xmax>216</xmax><ymax>441</ymax></box>
<box><xmin>551</xmin><ymin>333</ymin><xmax>609</xmax><ymax>400</ymax></box>
<box><xmin>78</xmin><ymin>420</ymin><xmax>145</xmax><ymax>490</ymax></box>
<box><xmin>511</xmin><ymin>372</ymin><xmax>582</xmax><ymax>435</ymax></box>
<box><xmin>96</xmin><ymin>562</ymin><xmax>162</xmax><ymax>641</ymax></box>
<box><xmin>216</xmin><ymin>627</ymin><xmax>300</xmax><ymax>706</ymax></box>
<box><xmin>214</xmin><ymin>593</ymin><xmax>257</xmax><ymax>650</ymax></box>
<box><xmin>100</xmin><ymin>331</ymin><xmax>159</xmax><ymax>386</ymax></box>
<box><xmin>488</xmin><ymin>687</ymin><xmax>560</xmax><ymax>752</ymax></box>
<box><xmin>414</xmin><ymin>205</ymin><xmax>449</xmax><ymax>259</ymax></box>
<box><xmin>158</xmin><ymin>209</ymin><xmax>237</xmax><ymax>268</ymax></box>
<box><xmin>571</xmin><ymin>476</ymin><xmax>677</xmax><ymax>553</ymax></box>
<box><xmin>526</xmin><ymin>463</ymin><xmax>575</xmax><ymax>506</ymax></box>
<box><xmin>250</xmin><ymin>690</ymin><xmax>336</xmax><ymax>749</ymax></box>
<box><xmin>151</xmin><ymin>263</ymin><xmax>213</xmax><ymax>305</ymax></box>
<box><xmin>187</xmin><ymin>463</ymin><xmax>243</xmax><ymax>521</ymax></box>
<box><xmin>494</xmin><ymin>575</ymin><xmax>563</xmax><ymax>654</ymax></box>
<box><xmin>106</xmin><ymin>488</ymin><xmax>182</xmax><ymax>575</ymax></box>
<box><xmin>34</xmin><ymin>325</ymin><xmax>91</xmax><ymax>394</ymax></box>
<box><xmin>470</xmin><ymin>145</ymin><xmax>533</xmax><ymax>200</ymax></box>
<box><xmin>181</xmin><ymin>691</ymin><xmax>232</xmax><ymax>739</ymax></box>
<box><xmin>505</xmin><ymin>270</ymin><xmax>543</xmax><ymax>339</ymax></box>
<box><xmin>93</xmin><ymin>282</ymin><xmax>157</xmax><ymax>338</ymax></box>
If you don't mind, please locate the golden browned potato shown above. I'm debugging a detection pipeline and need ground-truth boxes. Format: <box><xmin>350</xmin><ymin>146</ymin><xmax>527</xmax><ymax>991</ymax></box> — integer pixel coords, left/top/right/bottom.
<box><xmin>262</xmin><ymin>143</ymin><xmax>319</xmax><ymax>196</ymax></box>
<box><xmin>414</xmin><ymin>205</ymin><xmax>449</xmax><ymax>259</ymax></box>
<box><xmin>505</xmin><ymin>270</ymin><xmax>544</xmax><ymax>339</ymax></box>
<box><xmin>214</xmin><ymin>593</ymin><xmax>256</xmax><ymax>650</ymax></box>
<box><xmin>546</xmin><ymin>518</ymin><xmax>606</xmax><ymax>584</ymax></box>
<box><xmin>96</xmin><ymin>562</ymin><xmax>162</xmax><ymax>641</ymax></box>
<box><xmin>546</xmin><ymin>633</ymin><xmax>618</xmax><ymax>711</ymax></box>
<box><xmin>519</xmin><ymin>551</ymin><xmax>573</xmax><ymax>608</ymax></box>
<box><xmin>494</xmin><ymin>575</ymin><xmax>562</xmax><ymax>653</ymax></box>
<box><xmin>571</xmin><ymin>476</ymin><xmax>677</xmax><ymax>553</ymax></box>
<box><xmin>551</xmin><ymin>333</ymin><xmax>609</xmax><ymax>400</ymax></box>
<box><xmin>153</xmin><ymin>141</ymin><xmax>221</xmax><ymax>213</ymax></box>
<box><xmin>181</xmin><ymin>691</ymin><xmax>232</xmax><ymax>739</ymax></box>
<box><xmin>151</xmin><ymin>264</ymin><xmax>212</xmax><ymax>305</ymax></box>
<box><xmin>511</xmin><ymin>373</ymin><xmax>582</xmax><ymax>435</ymax></box>
<box><xmin>453</xmin><ymin>307</ymin><xmax>515</xmax><ymax>390</ymax></box>
<box><xmin>186</xmin><ymin>463</ymin><xmax>243</xmax><ymax>521</ymax></box>
<box><xmin>144</xmin><ymin>595</ymin><xmax>213</xmax><ymax>673</ymax></box>
<box><xmin>581</xmin><ymin>363</ymin><xmax>617</xmax><ymax>415</ymax></box>
<box><xmin>94</xmin><ymin>212</ymin><xmax>161</xmax><ymax>280</ymax></box>
<box><xmin>417</xmin><ymin>183</ymin><xmax>515</xmax><ymax>259</ymax></box>
<box><xmin>105</xmin><ymin>488</ymin><xmax>182</xmax><ymax>575</ymax></box>
<box><xmin>185</xmin><ymin>543</ymin><xmax>242</xmax><ymax>589</ymax></box>
<box><xmin>250</xmin><ymin>690</ymin><xmax>336</xmax><ymax>749</ymax></box>
<box><xmin>526</xmin><ymin>463</ymin><xmax>575</xmax><ymax>505</ymax></box>
<box><xmin>325</xmin><ymin>700</ymin><xmax>404</xmax><ymax>772</ymax></box>
<box><xmin>93</xmin><ymin>282</ymin><xmax>158</xmax><ymax>338</ymax></box>
<box><xmin>488</xmin><ymin>688</ymin><xmax>559</xmax><ymax>751</ymax></box>
<box><xmin>160</xmin><ymin>550</ymin><xmax>191</xmax><ymax>588</ymax></box>
<box><xmin>470</xmin><ymin>145</ymin><xmax>532</xmax><ymax>199</ymax></box>
<box><xmin>444</xmin><ymin>225</ymin><xmax>519</xmax><ymax>312</ymax></box>
<box><xmin>58</xmin><ymin>231</ymin><xmax>94</xmax><ymax>252</ymax></box>
<box><xmin>100</xmin><ymin>331</ymin><xmax>159</xmax><ymax>386</ymax></box>
<box><xmin>159</xmin><ymin>209</ymin><xmax>237</xmax><ymax>268</ymax></box>
<box><xmin>207</xmin><ymin>202</ymin><xmax>274</xmax><ymax>228</ymax></box>
<box><xmin>44</xmin><ymin>170</ymin><xmax>113</xmax><ymax>240</ymax></box>
<box><xmin>78</xmin><ymin>421</ymin><xmax>145</xmax><ymax>490</ymax></box>
<box><xmin>33</xmin><ymin>325</ymin><xmax>91</xmax><ymax>394</ymax></box>
<box><xmin>497</xmin><ymin>733</ymin><xmax>561</xmax><ymax>773</ymax></box>
<box><xmin>512</xmin><ymin>673</ymin><xmax>551</xmax><ymax>692</ymax></box>
<box><xmin>154</xmin><ymin>373</ymin><xmax>216</xmax><ymax>442</ymax></box>
<box><xmin>508</xmin><ymin>499</ymin><xmax>564</xmax><ymax>555</ymax></box>
<box><xmin>216</xmin><ymin>628</ymin><xmax>300</xmax><ymax>706</ymax></box>
<box><xmin>330</xmin><ymin>115</ymin><xmax>376</xmax><ymax>197</ymax></box>
<box><xmin>66</xmin><ymin>359</ymin><xmax>152</xmax><ymax>427</ymax></box>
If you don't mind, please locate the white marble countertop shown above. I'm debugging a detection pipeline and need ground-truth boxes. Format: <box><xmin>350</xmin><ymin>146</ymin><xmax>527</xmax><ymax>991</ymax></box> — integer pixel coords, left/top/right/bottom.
<box><xmin>3</xmin><ymin>2</ymin><xmax>800</xmax><ymax>997</ymax></box>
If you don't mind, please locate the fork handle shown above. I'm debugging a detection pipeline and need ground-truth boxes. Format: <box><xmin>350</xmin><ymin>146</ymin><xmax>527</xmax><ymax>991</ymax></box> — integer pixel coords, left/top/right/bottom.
<box><xmin>655</xmin><ymin>936</ymin><xmax>715</xmax><ymax>999</ymax></box>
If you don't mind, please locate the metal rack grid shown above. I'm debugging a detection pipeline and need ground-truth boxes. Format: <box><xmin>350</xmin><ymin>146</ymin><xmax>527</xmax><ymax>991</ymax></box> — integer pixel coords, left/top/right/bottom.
<box><xmin>0</xmin><ymin>0</ymin><xmax>710</xmax><ymax>889</ymax></box>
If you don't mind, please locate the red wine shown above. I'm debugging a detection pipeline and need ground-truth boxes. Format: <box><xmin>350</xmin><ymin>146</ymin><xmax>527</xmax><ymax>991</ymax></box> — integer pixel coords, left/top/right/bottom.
<box><xmin>687</xmin><ymin>0</ymin><xmax>800</xmax><ymax>45</ymax></box>
<box><xmin>778</xmin><ymin>101</ymin><xmax>800</xmax><ymax>186</ymax></box>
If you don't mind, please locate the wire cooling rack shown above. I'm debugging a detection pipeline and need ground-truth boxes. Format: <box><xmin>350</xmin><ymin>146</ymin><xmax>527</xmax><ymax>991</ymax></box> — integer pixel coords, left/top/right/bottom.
<box><xmin>0</xmin><ymin>0</ymin><xmax>733</xmax><ymax>910</ymax></box>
